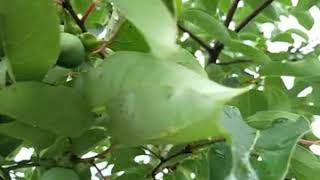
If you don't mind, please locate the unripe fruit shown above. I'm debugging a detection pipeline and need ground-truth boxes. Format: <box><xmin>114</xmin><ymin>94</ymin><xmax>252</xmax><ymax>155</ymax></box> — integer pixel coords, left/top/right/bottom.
<box><xmin>57</xmin><ymin>33</ymin><xmax>85</xmax><ymax>68</ymax></box>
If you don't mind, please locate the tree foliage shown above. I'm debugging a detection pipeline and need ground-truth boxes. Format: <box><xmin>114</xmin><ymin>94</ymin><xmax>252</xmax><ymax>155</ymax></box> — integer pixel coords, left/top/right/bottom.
<box><xmin>0</xmin><ymin>0</ymin><xmax>319</xmax><ymax>179</ymax></box>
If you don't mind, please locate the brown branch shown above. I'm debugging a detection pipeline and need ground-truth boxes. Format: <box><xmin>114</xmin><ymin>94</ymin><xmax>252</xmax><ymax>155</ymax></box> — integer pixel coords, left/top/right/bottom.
<box><xmin>299</xmin><ymin>139</ymin><xmax>320</xmax><ymax>145</ymax></box>
<box><xmin>208</xmin><ymin>0</ymin><xmax>241</xmax><ymax>64</ymax></box>
<box><xmin>81</xmin><ymin>1</ymin><xmax>97</xmax><ymax>23</ymax></box>
<box><xmin>62</xmin><ymin>0</ymin><xmax>87</xmax><ymax>32</ymax></box>
<box><xmin>150</xmin><ymin>137</ymin><xmax>226</xmax><ymax>178</ymax></box>
<box><xmin>235</xmin><ymin>0</ymin><xmax>274</xmax><ymax>32</ymax></box>
<box><xmin>4</xmin><ymin>160</ymin><xmax>39</xmax><ymax>171</ymax></box>
<box><xmin>224</xmin><ymin>0</ymin><xmax>241</xmax><ymax>27</ymax></box>
<box><xmin>208</xmin><ymin>0</ymin><xmax>274</xmax><ymax>65</ymax></box>
<box><xmin>177</xmin><ymin>24</ymin><xmax>211</xmax><ymax>52</ymax></box>
<box><xmin>141</xmin><ymin>146</ymin><xmax>164</xmax><ymax>161</ymax></box>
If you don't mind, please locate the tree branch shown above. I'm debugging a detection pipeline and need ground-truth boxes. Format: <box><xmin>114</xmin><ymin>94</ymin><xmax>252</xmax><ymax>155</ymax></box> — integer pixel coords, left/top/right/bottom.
<box><xmin>208</xmin><ymin>0</ymin><xmax>274</xmax><ymax>65</ymax></box>
<box><xmin>151</xmin><ymin>137</ymin><xmax>226</xmax><ymax>178</ymax></box>
<box><xmin>177</xmin><ymin>24</ymin><xmax>211</xmax><ymax>52</ymax></box>
<box><xmin>208</xmin><ymin>0</ymin><xmax>241</xmax><ymax>64</ymax></box>
<box><xmin>4</xmin><ymin>160</ymin><xmax>39</xmax><ymax>171</ymax></box>
<box><xmin>235</xmin><ymin>0</ymin><xmax>274</xmax><ymax>32</ymax></box>
<box><xmin>224</xmin><ymin>0</ymin><xmax>241</xmax><ymax>27</ymax></box>
<box><xmin>62</xmin><ymin>0</ymin><xmax>87</xmax><ymax>32</ymax></box>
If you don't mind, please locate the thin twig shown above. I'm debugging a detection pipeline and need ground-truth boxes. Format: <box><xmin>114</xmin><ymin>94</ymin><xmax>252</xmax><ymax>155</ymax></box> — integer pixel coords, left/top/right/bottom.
<box><xmin>151</xmin><ymin>138</ymin><xmax>226</xmax><ymax>178</ymax></box>
<box><xmin>81</xmin><ymin>1</ymin><xmax>97</xmax><ymax>23</ymax></box>
<box><xmin>92</xmin><ymin>163</ymin><xmax>105</xmax><ymax>179</ymax></box>
<box><xmin>208</xmin><ymin>0</ymin><xmax>274</xmax><ymax>64</ymax></box>
<box><xmin>81</xmin><ymin>146</ymin><xmax>113</xmax><ymax>162</ymax></box>
<box><xmin>4</xmin><ymin>160</ymin><xmax>39</xmax><ymax>171</ymax></box>
<box><xmin>177</xmin><ymin>24</ymin><xmax>211</xmax><ymax>52</ymax></box>
<box><xmin>141</xmin><ymin>146</ymin><xmax>164</xmax><ymax>161</ymax></box>
<box><xmin>235</xmin><ymin>0</ymin><xmax>274</xmax><ymax>32</ymax></box>
<box><xmin>62</xmin><ymin>0</ymin><xmax>87</xmax><ymax>32</ymax></box>
<box><xmin>299</xmin><ymin>139</ymin><xmax>320</xmax><ymax>145</ymax></box>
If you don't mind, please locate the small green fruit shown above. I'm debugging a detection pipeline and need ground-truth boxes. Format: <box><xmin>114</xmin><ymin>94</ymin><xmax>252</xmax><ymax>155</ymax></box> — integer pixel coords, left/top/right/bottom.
<box><xmin>57</xmin><ymin>33</ymin><xmax>85</xmax><ymax>68</ymax></box>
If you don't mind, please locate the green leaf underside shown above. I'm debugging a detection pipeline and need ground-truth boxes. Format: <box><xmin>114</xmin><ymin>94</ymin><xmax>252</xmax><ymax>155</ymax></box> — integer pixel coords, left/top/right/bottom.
<box><xmin>0</xmin><ymin>0</ymin><xmax>60</xmax><ymax>81</ymax></box>
<box><xmin>0</xmin><ymin>82</ymin><xmax>92</xmax><ymax>137</ymax></box>
<box><xmin>74</xmin><ymin>51</ymin><xmax>249</xmax><ymax>145</ymax></box>
<box><xmin>112</xmin><ymin>0</ymin><xmax>178</xmax><ymax>58</ymax></box>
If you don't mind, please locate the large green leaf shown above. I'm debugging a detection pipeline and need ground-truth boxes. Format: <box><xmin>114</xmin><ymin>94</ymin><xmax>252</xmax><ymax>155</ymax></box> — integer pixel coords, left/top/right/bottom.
<box><xmin>218</xmin><ymin>106</ymin><xmax>258</xmax><ymax>180</ymax></box>
<box><xmin>290</xmin><ymin>145</ymin><xmax>320</xmax><ymax>180</ymax></box>
<box><xmin>251</xmin><ymin>116</ymin><xmax>310</xmax><ymax>180</ymax></box>
<box><xmin>0</xmin><ymin>0</ymin><xmax>60</xmax><ymax>81</ymax></box>
<box><xmin>112</xmin><ymin>0</ymin><xmax>178</xmax><ymax>58</ymax></box>
<box><xmin>74</xmin><ymin>52</ymin><xmax>249</xmax><ymax>145</ymax></box>
<box><xmin>0</xmin><ymin>82</ymin><xmax>93</xmax><ymax>137</ymax></box>
<box><xmin>260</xmin><ymin>58</ymin><xmax>320</xmax><ymax>77</ymax></box>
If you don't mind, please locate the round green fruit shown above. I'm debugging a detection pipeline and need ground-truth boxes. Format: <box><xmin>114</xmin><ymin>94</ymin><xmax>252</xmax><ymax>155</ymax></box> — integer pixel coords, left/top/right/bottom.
<box><xmin>57</xmin><ymin>33</ymin><xmax>85</xmax><ymax>68</ymax></box>
<box><xmin>41</xmin><ymin>168</ymin><xmax>79</xmax><ymax>180</ymax></box>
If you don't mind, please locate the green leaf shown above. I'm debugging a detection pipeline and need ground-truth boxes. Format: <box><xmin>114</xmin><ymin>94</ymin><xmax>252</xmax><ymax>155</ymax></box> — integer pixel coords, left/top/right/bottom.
<box><xmin>260</xmin><ymin>58</ymin><xmax>320</xmax><ymax>77</ymax></box>
<box><xmin>110</xmin><ymin>147</ymin><xmax>145</xmax><ymax>173</ymax></box>
<box><xmin>74</xmin><ymin>52</ymin><xmax>249</xmax><ymax>145</ymax></box>
<box><xmin>112</xmin><ymin>0</ymin><xmax>178</xmax><ymax>58</ymax></box>
<box><xmin>290</xmin><ymin>145</ymin><xmax>320</xmax><ymax>180</ymax></box>
<box><xmin>295</xmin><ymin>0</ymin><xmax>317</xmax><ymax>11</ymax></box>
<box><xmin>286</xmin><ymin>29</ymin><xmax>309</xmax><ymax>41</ymax></box>
<box><xmin>0</xmin><ymin>134</ymin><xmax>21</xmax><ymax>157</ymax></box>
<box><xmin>0</xmin><ymin>0</ymin><xmax>60</xmax><ymax>81</ymax></box>
<box><xmin>226</xmin><ymin>40</ymin><xmax>271</xmax><ymax>63</ymax></box>
<box><xmin>71</xmin><ymin>128</ymin><xmax>107</xmax><ymax>155</ymax></box>
<box><xmin>251</xmin><ymin>117</ymin><xmax>310</xmax><ymax>180</ymax></box>
<box><xmin>170</xmin><ymin>48</ymin><xmax>207</xmax><ymax>77</ymax></box>
<box><xmin>180</xmin><ymin>9</ymin><xmax>231</xmax><ymax>43</ymax></box>
<box><xmin>0</xmin><ymin>82</ymin><xmax>93</xmax><ymax>137</ymax></box>
<box><xmin>272</xmin><ymin>32</ymin><xmax>294</xmax><ymax>43</ymax></box>
<box><xmin>41</xmin><ymin>168</ymin><xmax>79</xmax><ymax>180</ymax></box>
<box><xmin>231</xmin><ymin>90</ymin><xmax>268</xmax><ymax>118</ymax></box>
<box><xmin>208</xmin><ymin>142</ymin><xmax>232</xmax><ymax>180</ymax></box>
<box><xmin>292</xmin><ymin>11</ymin><xmax>314</xmax><ymax>30</ymax></box>
<box><xmin>109</xmin><ymin>21</ymin><xmax>150</xmax><ymax>53</ymax></box>
<box><xmin>247</xmin><ymin>111</ymin><xmax>300</xmax><ymax>130</ymax></box>
<box><xmin>0</xmin><ymin>121</ymin><xmax>56</xmax><ymax>150</ymax></box>
<box><xmin>218</xmin><ymin>106</ymin><xmax>258</xmax><ymax>180</ymax></box>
